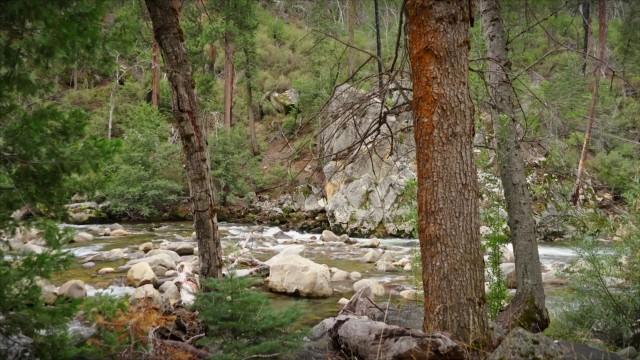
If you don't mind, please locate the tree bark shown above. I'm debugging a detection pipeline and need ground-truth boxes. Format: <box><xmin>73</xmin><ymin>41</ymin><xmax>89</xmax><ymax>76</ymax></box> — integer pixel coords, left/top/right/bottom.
<box><xmin>406</xmin><ymin>0</ymin><xmax>489</xmax><ymax>346</ymax></box>
<box><xmin>373</xmin><ymin>0</ymin><xmax>383</xmax><ymax>90</ymax></box>
<box><xmin>223</xmin><ymin>32</ymin><xmax>235</xmax><ymax>128</ymax></box>
<box><xmin>145</xmin><ymin>0</ymin><xmax>223</xmax><ymax>278</ymax></box>
<box><xmin>572</xmin><ymin>0</ymin><xmax>606</xmax><ymax>205</ymax></box>
<box><xmin>151</xmin><ymin>40</ymin><xmax>161</xmax><ymax>108</ymax></box>
<box><xmin>480</xmin><ymin>0</ymin><xmax>549</xmax><ymax>333</ymax></box>
<box><xmin>347</xmin><ymin>0</ymin><xmax>357</xmax><ymax>78</ymax></box>
<box><xmin>244</xmin><ymin>49</ymin><xmax>258</xmax><ymax>155</ymax></box>
<box><xmin>580</xmin><ymin>0</ymin><xmax>591</xmax><ymax>75</ymax></box>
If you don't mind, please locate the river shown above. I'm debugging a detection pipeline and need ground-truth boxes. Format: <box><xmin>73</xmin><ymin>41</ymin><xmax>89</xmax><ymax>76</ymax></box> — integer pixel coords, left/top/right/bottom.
<box><xmin>55</xmin><ymin>221</ymin><xmax>578</xmax><ymax>328</ymax></box>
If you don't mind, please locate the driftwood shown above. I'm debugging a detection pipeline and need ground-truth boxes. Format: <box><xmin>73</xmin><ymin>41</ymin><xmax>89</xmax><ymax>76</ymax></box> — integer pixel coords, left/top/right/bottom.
<box><xmin>309</xmin><ymin>288</ymin><xmax>467</xmax><ymax>359</ymax></box>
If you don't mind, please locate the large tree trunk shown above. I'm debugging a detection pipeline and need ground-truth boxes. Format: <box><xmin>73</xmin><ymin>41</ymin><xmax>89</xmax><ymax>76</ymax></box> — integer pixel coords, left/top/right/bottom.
<box><xmin>572</xmin><ymin>0</ymin><xmax>607</xmax><ymax>205</ymax></box>
<box><xmin>406</xmin><ymin>0</ymin><xmax>489</xmax><ymax>346</ymax></box>
<box><xmin>223</xmin><ymin>33</ymin><xmax>235</xmax><ymax>128</ymax></box>
<box><xmin>346</xmin><ymin>0</ymin><xmax>357</xmax><ymax>78</ymax></box>
<box><xmin>151</xmin><ymin>40</ymin><xmax>161</xmax><ymax>107</ymax></box>
<box><xmin>373</xmin><ymin>0</ymin><xmax>383</xmax><ymax>89</ymax></box>
<box><xmin>145</xmin><ymin>0</ymin><xmax>223</xmax><ymax>278</ymax></box>
<box><xmin>580</xmin><ymin>0</ymin><xmax>591</xmax><ymax>75</ymax></box>
<box><xmin>480</xmin><ymin>0</ymin><xmax>549</xmax><ymax>333</ymax></box>
<box><xmin>244</xmin><ymin>50</ymin><xmax>258</xmax><ymax>155</ymax></box>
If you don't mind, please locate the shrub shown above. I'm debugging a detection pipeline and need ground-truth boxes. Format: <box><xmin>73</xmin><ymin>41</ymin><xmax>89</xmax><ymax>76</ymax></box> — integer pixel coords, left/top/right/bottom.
<box><xmin>103</xmin><ymin>103</ymin><xmax>185</xmax><ymax>219</ymax></box>
<box><xmin>548</xmin><ymin>204</ymin><xmax>640</xmax><ymax>349</ymax></box>
<box><xmin>194</xmin><ymin>277</ymin><xmax>302</xmax><ymax>359</ymax></box>
<box><xmin>209</xmin><ymin>126</ymin><xmax>261</xmax><ymax>204</ymax></box>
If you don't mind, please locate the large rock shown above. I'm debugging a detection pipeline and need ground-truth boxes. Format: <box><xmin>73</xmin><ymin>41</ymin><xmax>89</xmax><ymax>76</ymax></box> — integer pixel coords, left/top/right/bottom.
<box><xmin>362</xmin><ymin>249</ymin><xmax>383</xmax><ymax>263</ymax></box>
<box><xmin>126</xmin><ymin>262</ymin><xmax>157</xmax><ymax>287</ymax></box>
<box><xmin>159</xmin><ymin>281</ymin><xmax>181</xmax><ymax>307</ymax></box>
<box><xmin>353</xmin><ymin>279</ymin><xmax>385</xmax><ymax>297</ymax></box>
<box><xmin>146</xmin><ymin>249</ymin><xmax>181</xmax><ymax>263</ymax></box>
<box><xmin>321</xmin><ymin>230</ymin><xmax>341</xmax><ymax>242</ymax></box>
<box><xmin>489</xmin><ymin>328</ymin><xmax>622</xmax><ymax>360</ymax></box>
<box><xmin>320</xmin><ymin>84</ymin><xmax>416</xmax><ymax>237</ymax></box>
<box><xmin>58</xmin><ymin>280</ymin><xmax>87</xmax><ymax>299</ymax></box>
<box><xmin>127</xmin><ymin>253</ymin><xmax>176</xmax><ymax>276</ymax></box>
<box><xmin>130</xmin><ymin>284</ymin><xmax>162</xmax><ymax>307</ymax></box>
<box><xmin>73</xmin><ymin>231</ymin><xmax>94</xmax><ymax>243</ymax></box>
<box><xmin>266</xmin><ymin>254</ymin><xmax>333</xmax><ymax>297</ymax></box>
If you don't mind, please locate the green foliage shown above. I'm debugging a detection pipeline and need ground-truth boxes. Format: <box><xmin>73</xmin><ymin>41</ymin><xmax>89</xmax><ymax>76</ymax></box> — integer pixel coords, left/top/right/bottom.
<box><xmin>209</xmin><ymin>126</ymin><xmax>261</xmax><ymax>204</ymax></box>
<box><xmin>479</xmin><ymin>172</ymin><xmax>510</xmax><ymax>319</ymax></box>
<box><xmin>194</xmin><ymin>277</ymin><xmax>302</xmax><ymax>360</ymax></box>
<box><xmin>103</xmin><ymin>103</ymin><xmax>185</xmax><ymax>219</ymax></box>
<box><xmin>590</xmin><ymin>144</ymin><xmax>640</xmax><ymax>194</ymax></box>
<box><xmin>549</xmin><ymin>199</ymin><xmax>640</xmax><ymax>349</ymax></box>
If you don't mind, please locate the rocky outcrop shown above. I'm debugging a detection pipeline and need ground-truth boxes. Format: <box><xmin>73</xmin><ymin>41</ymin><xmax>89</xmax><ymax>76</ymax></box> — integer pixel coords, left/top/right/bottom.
<box><xmin>320</xmin><ymin>84</ymin><xmax>416</xmax><ymax>237</ymax></box>
<box><xmin>127</xmin><ymin>262</ymin><xmax>157</xmax><ymax>287</ymax></box>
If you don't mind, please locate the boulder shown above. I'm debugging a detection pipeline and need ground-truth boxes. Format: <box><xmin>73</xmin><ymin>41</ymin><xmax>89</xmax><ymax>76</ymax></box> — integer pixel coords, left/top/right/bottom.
<box><xmin>341</xmin><ymin>234</ymin><xmax>357</xmax><ymax>244</ymax></box>
<box><xmin>127</xmin><ymin>253</ymin><xmax>177</xmax><ymax>276</ymax></box>
<box><xmin>362</xmin><ymin>249</ymin><xmax>383</xmax><ymax>263</ymax></box>
<box><xmin>337</xmin><ymin>297</ymin><xmax>350</xmax><ymax>306</ymax></box>
<box><xmin>130</xmin><ymin>284</ymin><xmax>162</xmax><ymax>307</ymax></box>
<box><xmin>616</xmin><ymin>347</ymin><xmax>637</xmax><ymax>359</ymax></box>
<box><xmin>22</xmin><ymin>242</ymin><xmax>46</xmax><ymax>254</ymax></box>
<box><xmin>139</xmin><ymin>242</ymin><xmax>153</xmax><ymax>253</ymax></box>
<box><xmin>376</xmin><ymin>253</ymin><xmax>397</xmax><ymax>272</ymax></box>
<box><xmin>353</xmin><ymin>279</ymin><xmax>385</xmax><ymax>297</ymax></box>
<box><xmin>126</xmin><ymin>262</ymin><xmax>157</xmax><ymax>287</ymax></box>
<box><xmin>358</xmin><ymin>238</ymin><xmax>381</xmax><ymax>248</ymax></box>
<box><xmin>321</xmin><ymin>230</ymin><xmax>341</xmax><ymax>242</ymax></box>
<box><xmin>67</xmin><ymin>319</ymin><xmax>96</xmax><ymax>345</ymax></box>
<box><xmin>501</xmin><ymin>245</ymin><xmax>515</xmax><ymax>263</ymax></box>
<box><xmin>146</xmin><ymin>249</ymin><xmax>181</xmax><ymax>263</ymax></box>
<box><xmin>489</xmin><ymin>327</ymin><xmax>621</xmax><ymax>360</ymax></box>
<box><xmin>82</xmin><ymin>262</ymin><xmax>96</xmax><ymax>269</ymax></box>
<box><xmin>73</xmin><ymin>232</ymin><xmax>94</xmax><ymax>243</ymax></box>
<box><xmin>36</xmin><ymin>279</ymin><xmax>58</xmax><ymax>305</ymax></box>
<box><xmin>110</xmin><ymin>228</ymin><xmax>129</xmax><ymax>237</ymax></box>
<box><xmin>159</xmin><ymin>281</ymin><xmax>181</xmax><ymax>307</ymax></box>
<box><xmin>330</xmin><ymin>268</ymin><xmax>350</xmax><ymax>282</ymax></box>
<box><xmin>500</xmin><ymin>263</ymin><xmax>517</xmax><ymax>289</ymax></box>
<box><xmin>97</xmin><ymin>267</ymin><xmax>115</xmax><ymax>275</ymax></box>
<box><xmin>399</xmin><ymin>289</ymin><xmax>418</xmax><ymax>301</ymax></box>
<box><xmin>349</xmin><ymin>271</ymin><xmax>362</xmax><ymax>281</ymax></box>
<box><xmin>164</xmin><ymin>242</ymin><xmax>195</xmax><ymax>255</ymax></box>
<box><xmin>89</xmin><ymin>248</ymin><xmax>127</xmax><ymax>262</ymax></box>
<box><xmin>58</xmin><ymin>280</ymin><xmax>87</xmax><ymax>299</ymax></box>
<box><xmin>266</xmin><ymin>254</ymin><xmax>333</xmax><ymax>297</ymax></box>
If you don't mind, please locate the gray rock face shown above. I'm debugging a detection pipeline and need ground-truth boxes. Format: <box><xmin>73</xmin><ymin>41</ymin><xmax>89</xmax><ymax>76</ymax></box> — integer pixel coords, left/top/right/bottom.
<box><xmin>320</xmin><ymin>84</ymin><xmax>416</xmax><ymax>237</ymax></box>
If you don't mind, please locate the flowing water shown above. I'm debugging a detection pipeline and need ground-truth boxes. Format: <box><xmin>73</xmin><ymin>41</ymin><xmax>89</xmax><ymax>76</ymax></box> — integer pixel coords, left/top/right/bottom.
<box><xmin>55</xmin><ymin>222</ymin><xmax>578</xmax><ymax>328</ymax></box>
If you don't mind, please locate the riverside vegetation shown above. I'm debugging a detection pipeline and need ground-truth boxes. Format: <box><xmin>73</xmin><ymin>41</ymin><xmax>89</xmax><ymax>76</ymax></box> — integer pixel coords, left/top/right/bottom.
<box><xmin>2</xmin><ymin>0</ymin><xmax>640</xmax><ymax>359</ymax></box>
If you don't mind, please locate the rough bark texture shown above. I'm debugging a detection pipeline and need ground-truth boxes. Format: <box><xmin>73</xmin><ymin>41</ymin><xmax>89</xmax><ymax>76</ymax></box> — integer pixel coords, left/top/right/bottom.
<box><xmin>347</xmin><ymin>0</ymin><xmax>357</xmax><ymax>77</ymax></box>
<box><xmin>479</xmin><ymin>0</ymin><xmax>549</xmax><ymax>333</ymax></box>
<box><xmin>151</xmin><ymin>40</ymin><xmax>160</xmax><ymax>107</ymax></box>
<box><xmin>223</xmin><ymin>33</ymin><xmax>235</xmax><ymax>128</ymax></box>
<box><xmin>406</xmin><ymin>0</ymin><xmax>489</xmax><ymax>345</ymax></box>
<box><xmin>145</xmin><ymin>0</ymin><xmax>223</xmax><ymax>278</ymax></box>
<box><xmin>373</xmin><ymin>0</ymin><xmax>383</xmax><ymax>89</ymax></box>
<box><xmin>581</xmin><ymin>0</ymin><xmax>591</xmax><ymax>75</ymax></box>
<box><xmin>244</xmin><ymin>49</ymin><xmax>258</xmax><ymax>155</ymax></box>
<box><xmin>572</xmin><ymin>0</ymin><xmax>607</xmax><ymax>205</ymax></box>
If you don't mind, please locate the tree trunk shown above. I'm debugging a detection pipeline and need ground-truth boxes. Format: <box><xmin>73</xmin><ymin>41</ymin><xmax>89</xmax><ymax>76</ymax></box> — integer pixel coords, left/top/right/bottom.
<box><xmin>145</xmin><ymin>0</ymin><xmax>223</xmax><ymax>278</ymax></box>
<box><xmin>373</xmin><ymin>0</ymin><xmax>383</xmax><ymax>90</ymax></box>
<box><xmin>108</xmin><ymin>54</ymin><xmax>119</xmax><ymax>140</ymax></box>
<box><xmin>406</xmin><ymin>0</ymin><xmax>489</xmax><ymax>346</ymax></box>
<box><xmin>572</xmin><ymin>0</ymin><xmax>607</xmax><ymax>205</ymax></box>
<box><xmin>245</xmin><ymin>51</ymin><xmax>258</xmax><ymax>155</ymax></box>
<box><xmin>480</xmin><ymin>0</ymin><xmax>549</xmax><ymax>333</ymax></box>
<box><xmin>151</xmin><ymin>40</ymin><xmax>161</xmax><ymax>107</ymax></box>
<box><xmin>580</xmin><ymin>0</ymin><xmax>591</xmax><ymax>75</ymax></box>
<box><xmin>223</xmin><ymin>33</ymin><xmax>235</xmax><ymax>128</ymax></box>
<box><xmin>347</xmin><ymin>0</ymin><xmax>357</xmax><ymax>78</ymax></box>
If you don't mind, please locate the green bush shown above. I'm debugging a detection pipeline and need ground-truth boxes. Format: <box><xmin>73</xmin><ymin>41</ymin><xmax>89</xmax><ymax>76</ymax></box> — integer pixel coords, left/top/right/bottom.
<box><xmin>209</xmin><ymin>126</ymin><xmax>261</xmax><ymax>204</ymax></box>
<box><xmin>194</xmin><ymin>277</ymin><xmax>302</xmax><ymax>360</ymax></box>
<box><xmin>548</xmin><ymin>205</ymin><xmax>640</xmax><ymax>349</ymax></box>
<box><xmin>103</xmin><ymin>103</ymin><xmax>185</xmax><ymax>219</ymax></box>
